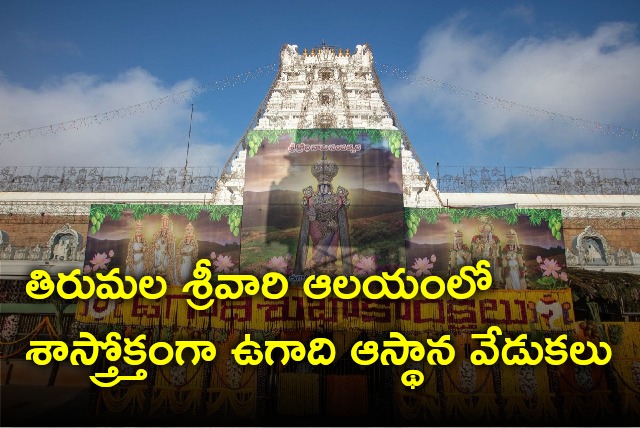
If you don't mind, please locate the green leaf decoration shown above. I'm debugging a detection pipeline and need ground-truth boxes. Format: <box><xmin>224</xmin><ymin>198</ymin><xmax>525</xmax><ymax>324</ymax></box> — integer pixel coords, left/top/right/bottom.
<box><xmin>245</xmin><ymin>129</ymin><xmax>403</xmax><ymax>157</ymax></box>
<box><xmin>89</xmin><ymin>204</ymin><xmax>125</xmax><ymax>233</ymax></box>
<box><xmin>88</xmin><ymin>203</ymin><xmax>242</xmax><ymax>236</ymax></box>
<box><xmin>404</xmin><ymin>207</ymin><xmax>563</xmax><ymax>240</ymax></box>
<box><xmin>504</xmin><ymin>210</ymin><xmax>519</xmax><ymax>225</ymax></box>
<box><xmin>537</xmin><ymin>276</ymin><xmax>556</xmax><ymax>286</ymax></box>
<box><xmin>404</xmin><ymin>208</ymin><xmax>439</xmax><ymax>238</ymax></box>
<box><xmin>380</xmin><ymin>130</ymin><xmax>402</xmax><ymax>158</ymax></box>
<box><xmin>266</xmin><ymin>129</ymin><xmax>281</xmax><ymax>143</ymax></box>
<box><xmin>344</xmin><ymin>129</ymin><xmax>360</xmax><ymax>143</ymax></box>
<box><xmin>368</xmin><ymin>129</ymin><xmax>383</xmax><ymax>144</ymax></box>
<box><xmin>535</xmin><ymin>276</ymin><xmax>564</xmax><ymax>289</ymax></box>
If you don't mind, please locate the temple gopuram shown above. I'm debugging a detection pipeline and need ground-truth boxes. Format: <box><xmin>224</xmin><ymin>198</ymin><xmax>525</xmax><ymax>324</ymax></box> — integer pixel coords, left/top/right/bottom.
<box><xmin>1</xmin><ymin>43</ymin><xmax>640</xmax><ymax>426</ymax></box>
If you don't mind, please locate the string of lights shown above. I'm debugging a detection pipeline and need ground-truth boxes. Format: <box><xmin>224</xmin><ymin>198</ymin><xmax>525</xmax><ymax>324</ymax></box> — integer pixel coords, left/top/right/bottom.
<box><xmin>375</xmin><ymin>63</ymin><xmax>640</xmax><ymax>140</ymax></box>
<box><xmin>0</xmin><ymin>63</ymin><xmax>279</xmax><ymax>145</ymax></box>
<box><xmin>2</xmin><ymin>61</ymin><xmax>638</xmax><ymax>144</ymax></box>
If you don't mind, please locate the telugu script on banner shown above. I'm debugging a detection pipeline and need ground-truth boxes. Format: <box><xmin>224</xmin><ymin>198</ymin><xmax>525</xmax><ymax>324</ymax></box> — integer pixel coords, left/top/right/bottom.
<box><xmin>75</xmin><ymin>287</ymin><xmax>574</xmax><ymax>333</ymax></box>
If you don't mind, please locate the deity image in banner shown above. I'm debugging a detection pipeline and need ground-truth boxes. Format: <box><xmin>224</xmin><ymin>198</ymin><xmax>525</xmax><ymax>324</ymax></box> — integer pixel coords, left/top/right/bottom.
<box><xmin>471</xmin><ymin>216</ymin><xmax>503</xmax><ymax>286</ymax></box>
<box><xmin>294</xmin><ymin>155</ymin><xmax>352</xmax><ymax>276</ymax></box>
<box><xmin>503</xmin><ymin>229</ymin><xmax>526</xmax><ymax>290</ymax></box>
<box><xmin>176</xmin><ymin>222</ymin><xmax>198</xmax><ymax>285</ymax></box>
<box><xmin>449</xmin><ymin>229</ymin><xmax>472</xmax><ymax>275</ymax></box>
<box><xmin>125</xmin><ymin>220</ymin><xmax>151</xmax><ymax>279</ymax></box>
<box><xmin>152</xmin><ymin>214</ymin><xmax>176</xmax><ymax>282</ymax></box>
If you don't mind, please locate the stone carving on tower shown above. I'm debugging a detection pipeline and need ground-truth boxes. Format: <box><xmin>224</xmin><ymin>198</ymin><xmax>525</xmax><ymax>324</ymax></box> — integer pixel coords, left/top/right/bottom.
<box><xmin>255</xmin><ymin>43</ymin><xmax>395</xmax><ymax>131</ymax></box>
<box><xmin>212</xmin><ymin>43</ymin><xmax>442</xmax><ymax>209</ymax></box>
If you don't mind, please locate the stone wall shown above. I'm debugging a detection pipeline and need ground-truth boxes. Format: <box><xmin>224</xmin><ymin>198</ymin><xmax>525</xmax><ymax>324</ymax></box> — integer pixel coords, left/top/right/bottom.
<box><xmin>562</xmin><ymin>217</ymin><xmax>640</xmax><ymax>270</ymax></box>
<box><xmin>0</xmin><ymin>214</ymin><xmax>88</xmax><ymax>261</ymax></box>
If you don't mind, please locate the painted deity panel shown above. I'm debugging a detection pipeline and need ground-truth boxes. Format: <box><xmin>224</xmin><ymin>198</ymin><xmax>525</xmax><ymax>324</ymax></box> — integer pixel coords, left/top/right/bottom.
<box><xmin>240</xmin><ymin>129</ymin><xmax>406</xmax><ymax>279</ymax></box>
<box><xmin>405</xmin><ymin>208</ymin><xmax>566</xmax><ymax>291</ymax></box>
<box><xmin>82</xmin><ymin>204</ymin><xmax>240</xmax><ymax>286</ymax></box>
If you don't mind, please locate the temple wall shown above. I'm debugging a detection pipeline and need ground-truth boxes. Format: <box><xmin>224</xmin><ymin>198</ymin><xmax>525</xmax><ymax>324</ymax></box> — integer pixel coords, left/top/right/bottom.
<box><xmin>0</xmin><ymin>214</ymin><xmax>88</xmax><ymax>248</ymax></box>
<box><xmin>562</xmin><ymin>217</ymin><xmax>640</xmax><ymax>250</ymax></box>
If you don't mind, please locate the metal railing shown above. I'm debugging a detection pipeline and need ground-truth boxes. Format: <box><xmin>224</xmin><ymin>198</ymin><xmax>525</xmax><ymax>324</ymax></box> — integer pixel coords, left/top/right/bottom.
<box><xmin>0</xmin><ymin>166</ymin><xmax>218</xmax><ymax>193</ymax></box>
<box><xmin>435</xmin><ymin>165</ymin><xmax>640</xmax><ymax>195</ymax></box>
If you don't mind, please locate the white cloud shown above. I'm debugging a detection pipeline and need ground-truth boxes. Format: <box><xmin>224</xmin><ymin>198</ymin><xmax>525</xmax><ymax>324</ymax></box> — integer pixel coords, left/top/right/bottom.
<box><xmin>390</xmin><ymin>19</ymin><xmax>640</xmax><ymax>167</ymax></box>
<box><xmin>552</xmin><ymin>146</ymin><xmax>640</xmax><ymax>169</ymax></box>
<box><xmin>0</xmin><ymin>68</ymin><xmax>232</xmax><ymax>168</ymax></box>
<box><xmin>502</xmin><ymin>3</ymin><xmax>535</xmax><ymax>26</ymax></box>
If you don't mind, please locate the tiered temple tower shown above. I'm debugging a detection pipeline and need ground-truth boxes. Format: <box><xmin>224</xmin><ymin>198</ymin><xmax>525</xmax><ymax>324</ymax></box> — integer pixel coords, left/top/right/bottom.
<box><xmin>212</xmin><ymin>43</ymin><xmax>441</xmax><ymax>208</ymax></box>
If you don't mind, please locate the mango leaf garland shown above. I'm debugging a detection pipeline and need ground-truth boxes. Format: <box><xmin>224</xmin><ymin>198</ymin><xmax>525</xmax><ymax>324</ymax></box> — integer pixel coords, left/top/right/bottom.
<box><xmin>405</xmin><ymin>208</ymin><xmax>438</xmax><ymax>238</ymax></box>
<box><xmin>380</xmin><ymin>130</ymin><xmax>402</xmax><ymax>158</ymax></box>
<box><xmin>89</xmin><ymin>204</ymin><xmax>125</xmax><ymax>234</ymax></box>
<box><xmin>244</xmin><ymin>129</ymin><xmax>403</xmax><ymax>157</ymax></box>
<box><xmin>88</xmin><ymin>203</ymin><xmax>242</xmax><ymax>236</ymax></box>
<box><xmin>404</xmin><ymin>207</ymin><xmax>564</xmax><ymax>240</ymax></box>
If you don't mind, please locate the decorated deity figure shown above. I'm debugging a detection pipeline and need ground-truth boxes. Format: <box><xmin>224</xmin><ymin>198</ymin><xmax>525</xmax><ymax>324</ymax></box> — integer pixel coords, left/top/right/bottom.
<box><xmin>294</xmin><ymin>155</ymin><xmax>352</xmax><ymax>276</ymax></box>
<box><xmin>41</xmin><ymin>246</ymin><xmax>50</xmax><ymax>261</ymax></box>
<box><xmin>14</xmin><ymin>248</ymin><xmax>26</xmax><ymax>260</ymax></box>
<box><xmin>617</xmin><ymin>248</ymin><xmax>631</xmax><ymax>266</ymax></box>
<box><xmin>502</xmin><ymin>229</ymin><xmax>526</xmax><ymax>290</ymax></box>
<box><xmin>29</xmin><ymin>244</ymin><xmax>42</xmax><ymax>261</ymax></box>
<box><xmin>449</xmin><ymin>229</ymin><xmax>472</xmax><ymax>275</ymax></box>
<box><xmin>76</xmin><ymin>247</ymin><xmax>85</xmax><ymax>262</ymax></box>
<box><xmin>0</xmin><ymin>243</ymin><xmax>11</xmax><ymax>260</ymax></box>
<box><xmin>152</xmin><ymin>214</ymin><xmax>176</xmax><ymax>282</ymax></box>
<box><xmin>52</xmin><ymin>236</ymin><xmax>70</xmax><ymax>260</ymax></box>
<box><xmin>584</xmin><ymin>238</ymin><xmax>605</xmax><ymax>265</ymax></box>
<box><xmin>471</xmin><ymin>216</ymin><xmax>503</xmax><ymax>286</ymax></box>
<box><xmin>176</xmin><ymin>222</ymin><xmax>199</xmax><ymax>285</ymax></box>
<box><xmin>126</xmin><ymin>220</ymin><xmax>151</xmax><ymax>279</ymax></box>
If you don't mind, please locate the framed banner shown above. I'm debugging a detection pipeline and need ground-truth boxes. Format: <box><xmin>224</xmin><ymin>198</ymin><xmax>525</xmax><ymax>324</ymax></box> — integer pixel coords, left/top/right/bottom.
<box><xmin>240</xmin><ymin>129</ymin><xmax>406</xmax><ymax>279</ymax></box>
<box><xmin>82</xmin><ymin>203</ymin><xmax>241</xmax><ymax>286</ymax></box>
<box><xmin>405</xmin><ymin>208</ymin><xmax>566</xmax><ymax>291</ymax></box>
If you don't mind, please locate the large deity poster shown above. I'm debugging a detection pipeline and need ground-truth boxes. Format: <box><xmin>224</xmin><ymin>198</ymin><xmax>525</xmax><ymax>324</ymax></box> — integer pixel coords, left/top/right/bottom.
<box><xmin>81</xmin><ymin>204</ymin><xmax>241</xmax><ymax>285</ymax></box>
<box><xmin>240</xmin><ymin>129</ymin><xmax>406</xmax><ymax>279</ymax></box>
<box><xmin>405</xmin><ymin>208</ymin><xmax>566</xmax><ymax>290</ymax></box>
<box><xmin>405</xmin><ymin>208</ymin><xmax>571</xmax><ymax>330</ymax></box>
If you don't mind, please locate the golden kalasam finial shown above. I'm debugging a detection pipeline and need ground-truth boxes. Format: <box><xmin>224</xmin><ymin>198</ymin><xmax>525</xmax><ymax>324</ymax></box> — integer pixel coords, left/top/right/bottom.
<box><xmin>303</xmin><ymin>48</ymin><xmax>308</xmax><ymax>56</ymax></box>
<box><xmin>345</xmin><ymin>48</ymin><xmax>350</xmax><ymax>56</ymax></box>
<box><xmin>338</xmin><ymin>48</ymin><xmax>343</xmax><ymax>56</ymax></box>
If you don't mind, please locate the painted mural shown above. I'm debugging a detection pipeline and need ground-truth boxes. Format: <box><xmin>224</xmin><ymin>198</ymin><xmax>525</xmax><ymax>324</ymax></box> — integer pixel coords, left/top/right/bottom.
<box><xmin>240</xmin><ymin>129</ymin><xmax>406</xmax><ymax>279</ymax></box>
<box><xmin>405</xmin><ymin>208</ymin><xmax>566</xmax><ymax>290</ymax></box>
<box><xmin>82</xmin><ymin>204</ymin><xmax>241</xmax><ymax>286</ymax></box>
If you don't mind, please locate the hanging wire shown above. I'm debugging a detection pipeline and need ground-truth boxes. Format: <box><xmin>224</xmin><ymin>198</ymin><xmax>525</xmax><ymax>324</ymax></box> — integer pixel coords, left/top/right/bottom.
<box><xmin>369</xmin><ymin>51</ymin><xmax>444</xmax><ymax>206</ymax></box>
<box><xmin>182</xmin><ymin>104</ymin><xmax>194</xmax><ymax>192</ymax></box>
<box><xmin>0</xmin><ymin>63</ymin><xmax>279</xmax><ymax>145</ymax></box>
<box><xmin>3</xmin><ymin>59</ymin><xmax>637</xmax><ymax>146</ymax></box>
<box><xmin>376</xmin><ymin>63</ymin><xmax>640</xmax><ymax>140</ymax></box>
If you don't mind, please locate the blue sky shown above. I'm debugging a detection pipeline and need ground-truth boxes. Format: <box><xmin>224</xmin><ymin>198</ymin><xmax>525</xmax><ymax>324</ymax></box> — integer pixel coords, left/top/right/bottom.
<box><xmin>1</xmin><ymin>1</ymin><xmax>639</xmax><ymax>174</ymax></box>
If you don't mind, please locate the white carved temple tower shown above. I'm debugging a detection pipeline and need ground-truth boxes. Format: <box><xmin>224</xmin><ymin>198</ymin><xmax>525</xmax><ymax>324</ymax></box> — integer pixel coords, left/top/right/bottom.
<box><xmin>211</xmin><ymin>43</ymin><xmax>442</xmax><ymax>209</ymax></box>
